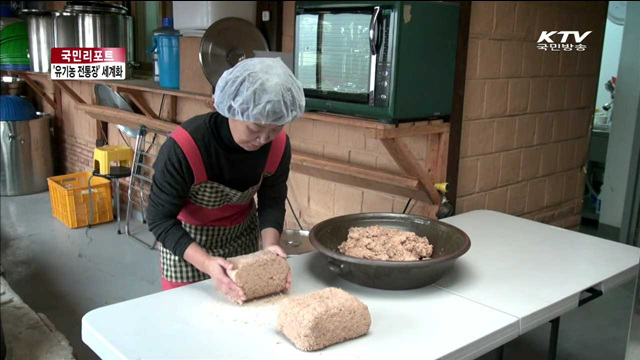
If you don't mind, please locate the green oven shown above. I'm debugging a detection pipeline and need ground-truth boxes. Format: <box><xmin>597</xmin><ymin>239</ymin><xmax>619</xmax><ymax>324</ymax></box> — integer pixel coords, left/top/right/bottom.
<box><xmin>295</xmin><ymin>1</ymin><xmax>460</xmax><ymax>124</ymax></box>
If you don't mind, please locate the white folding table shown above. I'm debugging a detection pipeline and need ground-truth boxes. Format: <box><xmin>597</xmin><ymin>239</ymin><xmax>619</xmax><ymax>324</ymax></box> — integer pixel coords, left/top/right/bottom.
<box><xmin>82</xmin><ymin>210</ymin><xmax>640</xmax><ymax>359</ymax></box>
<box><xmin>82</xmin><ymin>252</ymin><xmax>519</xmax><ymax>360</ymax></box>
<box><xmin>437</xmin><ymin>211</ymin><xmax>640</xmax><ymax>358</ymax></box>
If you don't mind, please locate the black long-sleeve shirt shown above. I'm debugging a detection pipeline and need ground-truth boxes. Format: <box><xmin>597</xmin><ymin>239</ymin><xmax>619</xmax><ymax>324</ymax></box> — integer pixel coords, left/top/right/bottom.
<box><xmin>147</xmin><ymin>112</ymin><xmax>290</xmax><ymax>259</ymax></box>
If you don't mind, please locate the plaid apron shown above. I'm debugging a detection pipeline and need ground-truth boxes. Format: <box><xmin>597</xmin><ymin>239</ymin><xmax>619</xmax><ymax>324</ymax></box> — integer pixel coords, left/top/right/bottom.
<box><xmin>159</xmin><ymin>126</ymin><xmax>287</xmax><ymax>284</ymax></box>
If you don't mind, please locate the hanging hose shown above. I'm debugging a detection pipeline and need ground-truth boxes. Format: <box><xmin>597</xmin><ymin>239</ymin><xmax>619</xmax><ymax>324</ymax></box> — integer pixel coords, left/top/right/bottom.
<box><xmin>402</xmin><ymin>198</ymin><xmax>412</xmax><ymax>214</ymax></box>
<box><xmin>286</xmin><ymin>196</ymin><xmax>304</xmax><ymax>230</ymax></box>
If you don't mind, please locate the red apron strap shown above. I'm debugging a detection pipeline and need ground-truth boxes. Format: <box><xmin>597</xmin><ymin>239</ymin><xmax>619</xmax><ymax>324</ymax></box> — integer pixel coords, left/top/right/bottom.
<box><xmin>265</xmin><ymin>131</ymin><xmax>287</xmax><ymax>175</ymax></box>
<box><xmin>177</xmin><ymin>200</ymin><xmax>254</xmax><ymax>227</ymax></box>
<box><xmin>170</xmin><ymin>126</ymin><xmax>208</xmax><ymax>184</ymax></box>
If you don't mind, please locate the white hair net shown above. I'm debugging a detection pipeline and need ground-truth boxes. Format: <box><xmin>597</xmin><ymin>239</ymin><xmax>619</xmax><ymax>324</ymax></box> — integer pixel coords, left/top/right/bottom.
<box><xmin>213</xmin><ymin>57</ymin><xmax>305</xmax><ymax>125</ymax></box>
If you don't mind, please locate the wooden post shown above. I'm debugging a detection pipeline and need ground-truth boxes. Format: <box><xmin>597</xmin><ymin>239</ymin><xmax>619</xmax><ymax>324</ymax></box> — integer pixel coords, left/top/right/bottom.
<box><xmin>436</xmin><ymin>131</ymin><xmax>450</xmax><ymax>184</ymax></box>
<box><xmin>167</xmin><ymin>95</ymin><xmax>177</xmax><ymax>122</ymax></box>
<box><xmin>90</xmin><ymin>85</ymin><xmax>107</xmax><ymax>146</ymax></box>
<box><xmin>54</xmin><ymin>83</ymin><xmax>64</xmax><ymax>174</ymax></box>
<box><xmin>445</xmin><ymin>1</ymin><xmax>472</xmax><ymax>210</ymax></box>
<box><xmin>426</xmin><ymin>133</ymin><xmax>440</xmax><ymax>181</ymax></box>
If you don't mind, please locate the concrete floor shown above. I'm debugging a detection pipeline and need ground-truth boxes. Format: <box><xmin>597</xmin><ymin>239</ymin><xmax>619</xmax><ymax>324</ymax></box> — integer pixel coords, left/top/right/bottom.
<box><xmin>1</xmin><ymin>276</ymin><xmax>75</xmax><ymax>360</ymax></box>
<box><xmin>0</xmin><ymin>192</ymin><xmax>637</xmax><ymax>359</ymax></box>
<box><xmin>1</xmin><ymin>193</ymin><xmax>159</xmax><ymax>360</ymax></box>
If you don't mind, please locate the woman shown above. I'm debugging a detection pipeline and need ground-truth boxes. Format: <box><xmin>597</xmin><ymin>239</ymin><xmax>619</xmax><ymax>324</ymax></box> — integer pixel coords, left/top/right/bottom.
<box><xmin>147</xmin><ymin>58</ymin><xmax>305</xmax><ymax>303</ymax></box>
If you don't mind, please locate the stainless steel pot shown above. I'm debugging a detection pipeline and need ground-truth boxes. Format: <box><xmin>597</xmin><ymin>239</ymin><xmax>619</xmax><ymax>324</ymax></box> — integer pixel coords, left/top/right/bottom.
<box><xmin>0</xmin><ymin>112</ymin><xmax>54</xmax><ymax>196</ymax></box>
<box><xmin>309</xmin><ymin>213</ymin><xmax>471</xmax><ymax>290</ymax></box>
<box><xmin>21</xmin><ymin>9</ymin><xmax>53</xmax><ymax>73</ymax></box>
<box><xmin>53</xmin><ymin>2</ymin><xmax>135</xmax><ymax>78</ymax></box>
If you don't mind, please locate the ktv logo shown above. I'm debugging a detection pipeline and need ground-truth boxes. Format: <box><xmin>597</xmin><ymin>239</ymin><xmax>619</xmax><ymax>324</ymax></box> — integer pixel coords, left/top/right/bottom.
<box><xmin>536</xmin><ymin>31</ymin><xmax>592</xmax><ymax>52</ymax></box>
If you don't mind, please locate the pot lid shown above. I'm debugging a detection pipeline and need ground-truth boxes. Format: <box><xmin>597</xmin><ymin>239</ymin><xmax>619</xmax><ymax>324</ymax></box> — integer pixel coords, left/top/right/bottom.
<box><xmin>19</xmin><ymin>9</ymin><xmax>53</xmax><ymax>15</ymax></box>
<box><xmin>94</xmin><ymin>84</ymin><xmax>139</xmax><ymax>138</ymax></box>
<box><xmin>64</xmin><ymin>1</ymin><xmax>128</xmax><ymax>14</ymax></box>
<box><xmin>199</xmin><ymin>17</ymin><xmax>269</xmax><ymax>88</ymax></box>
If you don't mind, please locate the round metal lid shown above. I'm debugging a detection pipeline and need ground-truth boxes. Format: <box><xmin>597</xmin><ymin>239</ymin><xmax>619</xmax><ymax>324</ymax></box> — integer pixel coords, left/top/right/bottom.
<box><xmin>19</xmin><ymin>9</ymin><xmax>54</xmax><ymax>15</ymax></box>
<box><xmin>199</xmin><ymin>17</ymin><xmax>269</xmax><ymax>88</ymax></box>
<box><xmin>94</xmin><ymin>84</ymin><xmax>139</xmax><ymax>138</ymax></box>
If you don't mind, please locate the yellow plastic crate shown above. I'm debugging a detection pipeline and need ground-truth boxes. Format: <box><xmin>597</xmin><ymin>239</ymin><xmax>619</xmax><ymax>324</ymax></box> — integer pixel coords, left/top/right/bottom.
<box><xmin>47</xmin><ymin>172</ymin><xmax>114</xmax><ymax>229</ymax></box>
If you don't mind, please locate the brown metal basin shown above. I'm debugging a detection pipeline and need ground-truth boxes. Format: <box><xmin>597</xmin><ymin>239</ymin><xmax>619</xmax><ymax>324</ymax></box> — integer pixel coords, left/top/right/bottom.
<box><xmin>309</xmin><ymin>213</ymin><xmax>471</xmax><ymax>290</ymax></box>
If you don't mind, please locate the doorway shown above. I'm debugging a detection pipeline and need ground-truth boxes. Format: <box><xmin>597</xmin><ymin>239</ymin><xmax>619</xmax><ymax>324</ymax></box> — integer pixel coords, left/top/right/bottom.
<box><xmin>580</xmin><ymin>1</ymin><xmax>639</xmax><ymax>242</ymax></box>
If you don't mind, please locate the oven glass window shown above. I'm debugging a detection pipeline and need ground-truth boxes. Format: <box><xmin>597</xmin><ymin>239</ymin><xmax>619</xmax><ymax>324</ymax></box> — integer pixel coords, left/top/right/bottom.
<box><xmin>296</xmin><ymin>11</ymin><xmax>372</xmax><ymax>103</ymax></box>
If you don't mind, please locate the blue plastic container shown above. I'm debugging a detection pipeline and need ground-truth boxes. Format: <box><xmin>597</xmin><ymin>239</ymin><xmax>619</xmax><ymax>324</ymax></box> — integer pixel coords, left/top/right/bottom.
<box><xmin>0</xmin><ymin>95</ymin><xmax>38</xmax><ymax>121</ymax></box>
<box><xmin>156</xmin><ymin>34</ymin><xmax>181</xmax><ymax>89</ymax></box>
<box><xmin>0</xmin><ymin>6</ymin><xmax>17</xmax><ymax>18</ymax></box>
<box><xmin>162</xmin><ymin>17</ymin><xmax>173</xmax><ymax>28</ymax></box>
<box><xmin>0</xmin><ymin>64</ymin><xmax>30</xmax><ymax>71</ymax></box>
<box><xmin>148</xmin><ymin>18</ymin><xmax>179</xmax><ymax>83</ymax></box>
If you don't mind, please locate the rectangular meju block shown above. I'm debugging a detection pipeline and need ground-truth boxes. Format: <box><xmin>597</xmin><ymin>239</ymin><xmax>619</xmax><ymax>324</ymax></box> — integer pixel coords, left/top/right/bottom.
<box><xmin>227</xmin><ymin>250</ymin><xmax>290</xmax><ymax>303</ymax></box>
<box><xmin>277</xmin><ymin>287</ymin><xmax>371</xmax><ymax>351</ymax></box>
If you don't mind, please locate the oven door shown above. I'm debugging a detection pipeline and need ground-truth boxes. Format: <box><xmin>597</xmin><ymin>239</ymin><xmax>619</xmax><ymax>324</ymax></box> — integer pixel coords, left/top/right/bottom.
<box><xmin>295</xmin><ymin>7</ymin><xmax>381</xmax><ymax>105</ymax></box>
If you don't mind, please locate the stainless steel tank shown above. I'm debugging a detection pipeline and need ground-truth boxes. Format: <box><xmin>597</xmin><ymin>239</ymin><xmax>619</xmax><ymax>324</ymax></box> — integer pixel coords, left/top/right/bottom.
<box><xmin>21</xmin><ymin>9</ymin><xmax>53</xmax><ymax>73</ymax></box>
<box><xmin>0</xmin><ymin>112</ymin><xmax>54</xmax><ymax>196</ymax></box>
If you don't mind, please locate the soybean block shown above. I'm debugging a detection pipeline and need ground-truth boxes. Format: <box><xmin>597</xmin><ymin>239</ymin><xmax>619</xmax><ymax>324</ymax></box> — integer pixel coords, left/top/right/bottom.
<box><xmin>277</xmin><ymin>287</ymin><xmax>371</xmax><ymax>351</ymax></box>
<box><xmin>227</xmin><ymin>250</ymin><xmax>290</xmax><ymax>303</ymax></box>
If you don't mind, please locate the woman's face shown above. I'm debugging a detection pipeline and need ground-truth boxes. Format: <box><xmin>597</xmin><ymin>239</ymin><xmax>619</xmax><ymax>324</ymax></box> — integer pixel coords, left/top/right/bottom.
<box><xmin>228</xmin><ymin>118</ymin><xmax>284</xmax><ymax>151</ymax></box>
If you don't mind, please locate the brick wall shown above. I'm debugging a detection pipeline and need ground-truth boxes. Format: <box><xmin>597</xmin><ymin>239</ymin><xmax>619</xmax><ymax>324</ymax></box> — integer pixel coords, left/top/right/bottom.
<box><xmin>456</xmin><ymin>1</ymin><xmax>606</xmax><ymax>229</ymax></box>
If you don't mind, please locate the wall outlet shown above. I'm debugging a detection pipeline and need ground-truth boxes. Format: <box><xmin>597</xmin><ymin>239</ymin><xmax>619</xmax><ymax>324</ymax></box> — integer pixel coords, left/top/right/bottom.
<box><xmin>262</xmin><ymin>11</ymin><xmax>270</xmax><ymax>22</ymax></box>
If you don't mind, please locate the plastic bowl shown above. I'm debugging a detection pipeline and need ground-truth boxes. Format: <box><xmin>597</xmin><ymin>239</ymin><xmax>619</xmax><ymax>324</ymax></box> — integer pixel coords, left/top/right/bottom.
<box><xmin>0</xmin><ymin>95</ymin><xmax>38</xmax><ymax>121</ymax></box>
<box><xmin>0</xmin><ymin>38</ymin><xmax>29</xmax><ymax>63</ymax></box>
<box><xmin>0</xmin><ymin>21</ymin><xmax>27</xmax><ymax>41</ymax></box>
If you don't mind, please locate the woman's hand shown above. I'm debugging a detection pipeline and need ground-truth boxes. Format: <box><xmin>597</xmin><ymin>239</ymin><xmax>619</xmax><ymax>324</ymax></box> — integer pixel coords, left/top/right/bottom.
<box><xmin>264</xmin><ymin>244</ymin><xmax>287</xmax><ymax>258</ymax></box>
<box><xmin>204</xmin><ymin>256</ymin><xmax>246</xmax><ymax>304</ymax></box>
<box><xmin>264</xmin><ymin>245</ymin><xmax>292</xmax><ymax>292</ymax></box>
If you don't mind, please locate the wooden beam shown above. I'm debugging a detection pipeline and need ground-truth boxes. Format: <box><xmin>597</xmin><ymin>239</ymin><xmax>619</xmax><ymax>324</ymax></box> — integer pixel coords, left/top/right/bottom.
<box><xmin>381</xmin><ymin>139</ymin><xmax>440</xmax><ymax>205</ymax></box>
<box><xmin>77</xmin><ymin>103</ymin><xmax>177</xmax><ymax>133</ymax></box>
<box><xmin>54</xmin><ymin>80</ymin><xmax>86</xmax><ymax>104</ymax></box>
<box><xmin>5</xmin><ymin>70</ymin><xmax>211</xmax><ymax>103</ymax></box>
<box><xmin>367</xmin><ymin>122</ymin><xmax>450</xmax><ymax>139</ymax></box>
<box><xmin>98</xmin><ymin>79</ymin><xmax>211</xmax><ymax>102</ymax></box>
<box><xmin>20</xmin><ymin>73</ymin><xmax>56</xmax><ymax>108</ymax></box>
<box><xmin>303</xmin><ymin>112</ymin><xmax>391</xmax><ymax>129</ymax></box>
<box><xmin>303</xmin><ymin>112</ymin><xmax>446</xmax><ymax>131</ymax></box>
<box><xmin>291</xmin><ymin>151</ymin><xmax>432</xmax><ymax>204</ymax></box>
<box><xmin>126</xmin><ymin>91</ymin><xmax>159</xmax><ymax>119</ymax></box>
